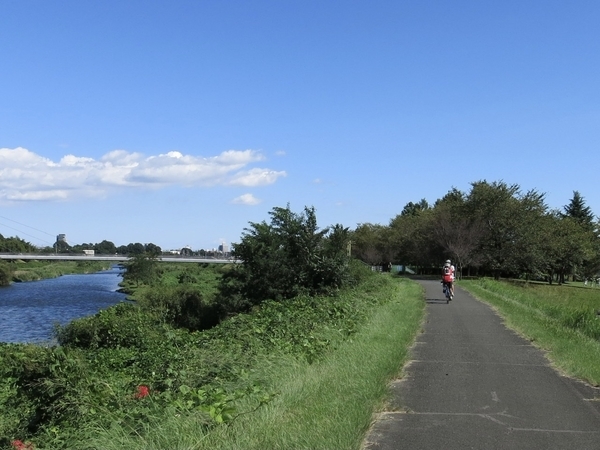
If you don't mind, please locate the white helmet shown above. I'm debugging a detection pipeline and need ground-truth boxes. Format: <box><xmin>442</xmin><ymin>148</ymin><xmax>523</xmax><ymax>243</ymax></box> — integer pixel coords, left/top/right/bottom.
<box><xmin>446</xmin><ymin>259</ymin><xmax>451</xmax><ymax>264</ymax></box>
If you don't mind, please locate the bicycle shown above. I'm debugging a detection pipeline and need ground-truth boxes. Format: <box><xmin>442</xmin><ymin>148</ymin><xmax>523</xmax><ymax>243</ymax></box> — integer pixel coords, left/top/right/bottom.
<box><xmin>442</xmin><ymin>281</ymin><xmax>452</xmax><ymax>303</ymax></box>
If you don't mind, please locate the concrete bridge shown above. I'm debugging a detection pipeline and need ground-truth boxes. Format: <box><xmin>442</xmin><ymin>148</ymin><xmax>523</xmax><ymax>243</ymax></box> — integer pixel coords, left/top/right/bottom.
<box><xmin>0</xmin><ymin>253</ymin><xmax>239</xmax><ymax>264</ymax></box>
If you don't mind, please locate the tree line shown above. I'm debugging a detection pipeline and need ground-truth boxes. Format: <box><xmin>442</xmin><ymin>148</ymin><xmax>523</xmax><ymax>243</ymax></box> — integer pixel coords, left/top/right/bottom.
<box><xmin>351</xmin><ymin>180</ymin><xmax>600</xmax><ymax>284</ymax></box>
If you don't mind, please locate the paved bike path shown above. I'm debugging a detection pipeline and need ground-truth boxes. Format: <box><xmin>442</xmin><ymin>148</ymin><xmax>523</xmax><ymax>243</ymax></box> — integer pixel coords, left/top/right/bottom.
<box><xmin>363</xmin><ymin>279</ymin><xmax>600</xmax><ymax>450</ymax></box>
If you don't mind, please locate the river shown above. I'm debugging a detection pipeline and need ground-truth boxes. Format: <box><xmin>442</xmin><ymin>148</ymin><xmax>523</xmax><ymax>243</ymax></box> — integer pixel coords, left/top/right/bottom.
<box><xmin>0</xmin><ymin>265</ymin><xmax>128</xmax><ymax>344</ymax></box>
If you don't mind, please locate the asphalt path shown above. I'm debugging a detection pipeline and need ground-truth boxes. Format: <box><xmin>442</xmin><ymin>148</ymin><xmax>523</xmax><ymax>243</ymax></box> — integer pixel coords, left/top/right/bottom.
<box><xmin>363</xmin><ymin>279</ymin><xmax>600</xmax><ymax>450</ymax></box>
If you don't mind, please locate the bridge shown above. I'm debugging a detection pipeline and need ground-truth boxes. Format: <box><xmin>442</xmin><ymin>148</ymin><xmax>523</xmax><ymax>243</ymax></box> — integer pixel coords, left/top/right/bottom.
<box><xmin>0</xmin><ymin>253</ymin><xmax>240</xmax><ymax>264</ymax></box>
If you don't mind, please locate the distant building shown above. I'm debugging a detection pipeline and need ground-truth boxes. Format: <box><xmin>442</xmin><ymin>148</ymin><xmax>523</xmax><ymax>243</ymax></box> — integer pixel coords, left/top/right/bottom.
<box><xmin>83</xmin><ymin>249</ymin><xmax>95</xmax><ymax>256</ymax></box>
<box><xmin>218</xmin><ymin>242</ymin><xmax>229</xmax><ymax>254</ymax></box>
<box><xmin>56</xmin><ymin>234</ymin><xmax>67</xmax><ymax>243</ymax></box>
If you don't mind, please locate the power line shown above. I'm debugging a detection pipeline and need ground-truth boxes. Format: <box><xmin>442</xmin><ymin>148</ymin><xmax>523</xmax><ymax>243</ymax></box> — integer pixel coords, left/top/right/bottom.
<box><xmin>0</xmin><ymin>221</ymin><xmax>54</xmax><ymax>246</ymax></box>
<box><xmin>0</xmin><ymin>215</ymin><xmax>55</xmax><ymax>237</ymax></box>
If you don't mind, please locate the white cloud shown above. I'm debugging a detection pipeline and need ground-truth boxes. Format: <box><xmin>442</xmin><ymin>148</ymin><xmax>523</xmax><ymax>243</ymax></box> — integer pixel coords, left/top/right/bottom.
<box><xmin>227</xmin><ymin>168</ymin><xmax>287</xmax><ymax>187</ymax></box>
<box><xmin>0</xmin><ymin>147</ymin><xmax>284</xmax><ymax>202</ymax></box>
<box><xmin>231</xmin><ymin>193</ymin><xmax>262</xmax><ymax>205</ymax></box>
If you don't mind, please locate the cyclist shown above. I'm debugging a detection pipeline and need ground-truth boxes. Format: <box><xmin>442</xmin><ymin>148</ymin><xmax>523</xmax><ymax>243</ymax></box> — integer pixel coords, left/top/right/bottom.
<box><xmin>441</xmin><ymin>259</ymin><xmax>455</xmax><ymax>299</ymax></box>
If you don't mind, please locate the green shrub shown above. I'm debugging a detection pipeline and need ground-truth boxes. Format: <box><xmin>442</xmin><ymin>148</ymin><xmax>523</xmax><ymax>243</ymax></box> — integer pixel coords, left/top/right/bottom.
<box><xmin>55</xmin><ymin>303</ymin><xmax>161</xmax><ymax>349</ymax></box>
<box><xmin>223</xmin><ymin>206</ymin><xmax>352</xmax><ymax>309</ymax></box>
<box><xmin>0</xmin><ymin>262</ymin><xmax>12</xmax><ymax>286</ymax></box>
<box><xmin>138</xmin><ymin>285</ymin><xmax>221</xmax><ymax>331</ymax></box>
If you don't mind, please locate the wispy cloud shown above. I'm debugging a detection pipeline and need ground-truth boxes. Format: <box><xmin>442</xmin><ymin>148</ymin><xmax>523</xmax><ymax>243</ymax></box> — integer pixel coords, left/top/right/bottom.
<box><xmin>0</xmin><ymin>147</ymin><xmax>287</xmax><ymax>202</ymax></box>
<box><xmin>231</xmin><ymin>193</ymin><xmax>261</xmax><ymax>205</ymax></box>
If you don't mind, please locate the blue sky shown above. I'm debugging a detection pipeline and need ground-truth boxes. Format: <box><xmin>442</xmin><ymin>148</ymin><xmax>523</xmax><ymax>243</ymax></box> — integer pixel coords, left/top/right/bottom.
<box><xmin>1</xmin><ymin>1</ymin><xmax>599</xmax><ymax>251</ymax></box>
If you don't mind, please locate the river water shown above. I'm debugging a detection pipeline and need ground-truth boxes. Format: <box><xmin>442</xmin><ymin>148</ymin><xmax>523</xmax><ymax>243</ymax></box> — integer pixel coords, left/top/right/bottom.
<box><xmin>0</xmin><ymin>266</ymin><xmax>128</xmax><ymax>344</ymax></box>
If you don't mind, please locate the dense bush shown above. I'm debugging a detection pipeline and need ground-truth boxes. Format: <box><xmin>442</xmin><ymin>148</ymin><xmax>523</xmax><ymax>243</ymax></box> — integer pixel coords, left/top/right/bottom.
<box><xmin>55</xmin><ymin>303</ymin><xmax>162</xmax><ymax>349</ymax></box>
<box><xmin>0</xmin><ymin>262</ymin><xmax>12</xmax><ymax>286</ymax></box>
<box><xmin>218</xmin><ymin>205</ymin><xmax>352</xmax><ymax>313</ymax></box>
<box><xmin>137</xmin><ymin>285</ymin><xmax>221</xmax><ymax>331</ymax></box>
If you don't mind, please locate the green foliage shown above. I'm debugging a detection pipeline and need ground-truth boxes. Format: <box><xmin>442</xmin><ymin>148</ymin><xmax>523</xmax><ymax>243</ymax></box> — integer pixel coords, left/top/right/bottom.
<box><xmin>0</xmin><ymin>262</ymin><xmax>13</xmax><ymax>286</ymax></box>
<box><xmin>137</xmin><ymin>285</ymin><xmax>220</xmax><ymax>331</ymax></box>
<box><xmin>356</xmin><ymin>180</ymin><xmax>600</xmax><ymax>282</ymax></box>
<box><xmin>563</xmin><ymin>191</ymin><xmax>595</xmax><ymax>231</ymax></box>
<box><xmin>221</xmin><ymin>205</ymin><xmax>351</xmax><ymax>310</ymax></box>
<box><xmin>0</xmin><ymin>234</ymin><xmax>36</xmax><ymax>253</ymax></box>
<box><xmin>0</xmin><ymin>263</ymin><xmax>385</xmax><ymax>449</ymax></box>
<box><xmin>55</xmin><ymin>303</ymin><xmax>161</xmax><ymax>349</ymax></box>
<box><xmin>10</xmin><ymin>261</ymin><xmax>113</xmax><ymax>282</ymax></box>
<box><xmin>123</xmin><ymin>253</ymin><xmax>160</xmax><ymax>286</ymax></box>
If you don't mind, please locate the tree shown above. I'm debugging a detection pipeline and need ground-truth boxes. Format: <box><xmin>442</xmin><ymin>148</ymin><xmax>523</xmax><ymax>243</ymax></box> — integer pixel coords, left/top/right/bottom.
<box><xmin>127</xmin><ymin>243</ymin><xmax>146</xmax><ymax>255</ymax></box>
<box><xmin>94</xmin><ymin>240</ymin><xmax>117</xmax><ymax>254</ymax></box>
<box><xmin>563</xmin><ymin>191</ymin><xmax>595</xmax><ymax>231</ymax></box>
<box><xmin>430</xmin><ymin>198</ymin><xmax>485</xmax><ymax>277</ymax></box>
<box><xmin>124</xmin><ymin>252</ymin><xmax>160</xmax><ymax>286</ymax></box>
<box><xmin>463</xmin><ymin>185</ymin><xmax>546</xmax><ymax>280</ymax></box>
<box><xmin>219</xmin><ymin>205</ymin><xmax>351</xmax><ymax>310</ymax></box>
<box><xmin>351</xmin><ymin>223</ymin><xmax>393</xmax><ymax>265</ymax></box>
<box><xmin>401</xmin><ymin>198</ymin><xmax>430</xmax><ymax>216</ymax></box>
<box><xmin>144</xmin><ymin>243</ymin><xmax>162</xmax><ymax>256</ymax></box>
<box><xmin>0</xmin><ymin>234</ymin><xmax>37</xmax><ymax>253</ymax></box>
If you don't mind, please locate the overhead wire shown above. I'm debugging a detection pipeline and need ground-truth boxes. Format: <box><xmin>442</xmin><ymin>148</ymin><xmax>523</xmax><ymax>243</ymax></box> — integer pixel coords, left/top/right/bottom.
<box><xmin>0</xmin><ymin>215</ymin><xmax>56</xmax><ymax>246</ymax></box>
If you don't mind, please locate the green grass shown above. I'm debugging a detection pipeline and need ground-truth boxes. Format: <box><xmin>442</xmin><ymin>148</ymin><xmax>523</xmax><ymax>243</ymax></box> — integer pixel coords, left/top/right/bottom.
<box><xmin>11</xmin><ymin>260</ymin><xmax>113</xmax><ymax>281</ymax></box>
<box><xmin>121</xmin><ymin>262</ymin><xmax>228</xmax><ymax>300</ymax></box>
<box><xmin>460</xmin><ymin>279</ymin><xmax>600</xmax><ymax>386</ymax></box>
<box><xmin>76</xmin><ymin>277</ymin><xmax>425</xmax><ymax>450</ymax></box>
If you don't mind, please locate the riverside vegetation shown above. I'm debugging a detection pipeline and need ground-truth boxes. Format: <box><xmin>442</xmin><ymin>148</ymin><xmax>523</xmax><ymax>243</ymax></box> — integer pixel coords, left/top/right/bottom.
<box><xmin>0</xmin><ymin>206</ymin><xmax>426</xmax><ymax>450</ymax></box>
<box><xmin>3</xmin><ymin>198</ymin><xmax>599</xmax><ymax>449</ymax></box>
<box><xmin>7</xmin><ymin>260</ymin><xmax>114</xmax><ymax>283</ymax></box>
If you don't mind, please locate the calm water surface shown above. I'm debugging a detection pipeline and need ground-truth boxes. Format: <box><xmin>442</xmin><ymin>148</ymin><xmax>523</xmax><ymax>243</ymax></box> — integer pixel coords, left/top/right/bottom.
<box><xmin>0</xmin><ymin>266</ymin><xmax>127</xmax><ymax>344</ymax></box>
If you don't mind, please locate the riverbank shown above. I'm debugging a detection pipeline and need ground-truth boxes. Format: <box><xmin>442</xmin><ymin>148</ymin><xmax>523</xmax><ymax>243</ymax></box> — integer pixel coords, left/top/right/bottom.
<box><xmin>9</xmin><ymin>260</ymin><xmax>115</xmax><ymax>282</ymax></box>
<box><xmin>0</xmin><ymin>270</ymin><xmax>425</xmax><ymax>450</ymax></box>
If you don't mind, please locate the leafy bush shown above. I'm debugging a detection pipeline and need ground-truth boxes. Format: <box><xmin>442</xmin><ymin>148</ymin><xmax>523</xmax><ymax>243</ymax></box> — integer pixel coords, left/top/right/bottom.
<box><xmin>137</xmin><ymin>285</ymin><xmax>221</xmax><ymax>331</ymax></box>
<box><xmin>0</xmin><ymin>262</ymin><xmax>12</xmax><ymax>286</ymax></box>
<box><xmin>55</xmin><ymin>303</ymin><xmax>162</xmax><ymax>349</ymax></box>
<box><xmin>218</xmin><ymin>205</ymin><xmax>352</xmax><ymax>312</ymax></box>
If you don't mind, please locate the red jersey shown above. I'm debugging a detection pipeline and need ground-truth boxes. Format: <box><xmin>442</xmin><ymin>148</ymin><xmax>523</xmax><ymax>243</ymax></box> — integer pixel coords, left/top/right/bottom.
<box><xmin>442</xmin><ymin>265</ymin><xmax>454</xmax><ymax>282</ymax></box>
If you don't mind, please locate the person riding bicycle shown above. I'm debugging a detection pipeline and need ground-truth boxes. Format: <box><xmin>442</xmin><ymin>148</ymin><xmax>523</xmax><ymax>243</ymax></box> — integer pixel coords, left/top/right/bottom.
<box><xmin>441</xmin><ymin>259</ymin><xmax>455</xmax><ymax>299</ymax></box>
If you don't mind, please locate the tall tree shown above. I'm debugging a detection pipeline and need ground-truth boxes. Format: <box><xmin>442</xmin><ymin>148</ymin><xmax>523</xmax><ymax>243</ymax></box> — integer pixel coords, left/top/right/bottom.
<box><xmin>223</xmin><ymin>205</ymin><xmax>351</xmax><ymax>307</ymax></box>
<box><xmin>401</xmin><ymin>198</ymin><xmax>430</xmax><ymax>216</ymax></box>
<box><xmin>351</xmin><ymin>223</ymin><xmax>393</xmax><ymax>265</ymax></box>
<box><xmin>124</xmin><ymin>252</ymin><xmax>159</xmax><ymax>286</ymax></box>
<box><xmin>563</xmin><ymin>191</ymin><xmax>595</xmax><ymax>231</ymax></box>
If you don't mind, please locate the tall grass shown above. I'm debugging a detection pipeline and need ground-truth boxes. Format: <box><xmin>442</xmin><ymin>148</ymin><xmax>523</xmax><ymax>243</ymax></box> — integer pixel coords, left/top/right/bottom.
<box><xmin>78</xmin><ymin>277</ymin><xmax>425</xmax><ymax>450</ymax></box>
<box><xmin>461</xmin><ymin>279</ymin><xmax>600</xmax><ymax>385</ymax></box>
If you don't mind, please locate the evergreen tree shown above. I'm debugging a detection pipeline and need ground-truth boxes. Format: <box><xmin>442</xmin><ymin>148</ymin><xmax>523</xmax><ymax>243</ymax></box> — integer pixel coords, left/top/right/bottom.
<box><xmin>563</xmin><ymin>191</ymin><xmax>595</xmax><ymax>230</ymax></box>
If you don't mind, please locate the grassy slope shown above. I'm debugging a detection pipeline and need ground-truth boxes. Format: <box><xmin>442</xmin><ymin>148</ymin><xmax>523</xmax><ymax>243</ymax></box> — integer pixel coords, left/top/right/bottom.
<box><xmin>83</xmin><ymin>277</ymin><xmax>425</xmax><ymax>450</ymax></box>
<box><xmin>460</xmin><ymin>279</ymin><xmax>600</xmax><ymax>386</ymax></box>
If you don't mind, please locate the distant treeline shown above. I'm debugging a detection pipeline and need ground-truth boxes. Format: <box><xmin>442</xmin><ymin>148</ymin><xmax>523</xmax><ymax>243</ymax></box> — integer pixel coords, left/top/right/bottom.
<box><xmin>351</xmin><ymin>180</ymin><xmax>599</xmax><ymax>283</ymax></box>
<box><xmin>0</xmin><ymin>234</ymin><xmax>37</xmax><ymax>253</ymax></box>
